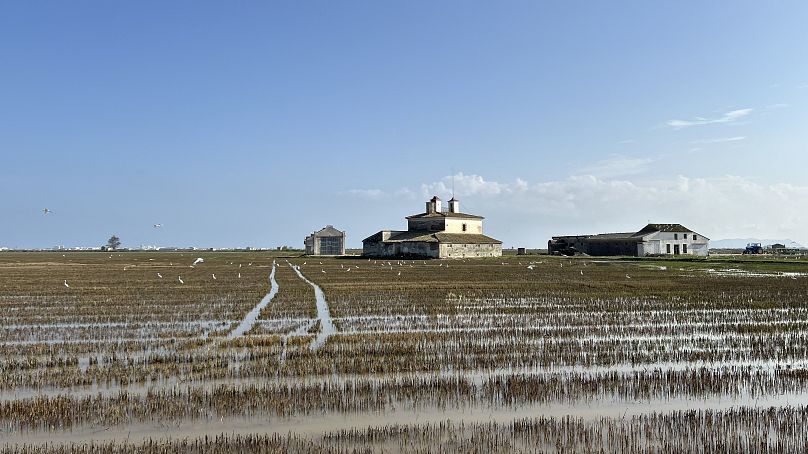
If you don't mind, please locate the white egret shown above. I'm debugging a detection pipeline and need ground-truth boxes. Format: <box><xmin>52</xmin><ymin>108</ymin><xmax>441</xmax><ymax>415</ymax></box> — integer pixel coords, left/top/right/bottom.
<box><xmin>211</xmin><ymin>274</ymin><xmax>216</xmax><ymax>280</ymax></box>
<box><xmin>192</xmin><ymin>258</ymin><xmax>204</xmax><ymax>266</ymax></box>
<box><xmin>63</xmin><ymin>280</ymin><xmax>69</xmax><ymax>288</ymax></box>
<box><xmin>157</xmin><ymin>273</ymin><xmax>163</xmax><ymax>278</ymax></box>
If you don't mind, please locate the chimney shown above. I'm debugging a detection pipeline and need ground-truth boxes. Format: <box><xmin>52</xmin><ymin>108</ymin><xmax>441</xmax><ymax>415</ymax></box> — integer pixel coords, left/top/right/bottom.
<box><xmin>448</xmin><ymin>197</ymin><xmax>459</xmax><ymax>213</ymax></box>
<box><xmin>426</xmin><ymin>196</ymin><xmax>442</xmax><ymax>214</ymax></box>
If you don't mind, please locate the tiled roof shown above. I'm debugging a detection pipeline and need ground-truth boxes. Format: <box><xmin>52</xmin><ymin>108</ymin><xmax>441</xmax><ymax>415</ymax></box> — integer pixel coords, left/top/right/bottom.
<box><xmin>312</xmin><ymin>225</ymin><xmax>344</xmax><ymax>237</ymax></box>
<box><xmin>633</xmin><ymin>223</ymin><xmax>693</xmax><ymax>236</ymax></box>
<box><xmin>365</xmin><ymin>231</ymin><xmax>501</xmax><ymax>244</ymax></box>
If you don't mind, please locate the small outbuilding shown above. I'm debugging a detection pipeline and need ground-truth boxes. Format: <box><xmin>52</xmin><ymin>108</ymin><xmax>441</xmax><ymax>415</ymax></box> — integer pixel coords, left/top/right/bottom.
<box><xmin>304</xmin><ymin>225</ymin><xmax>346</xmax><ymax>256</ymax></box>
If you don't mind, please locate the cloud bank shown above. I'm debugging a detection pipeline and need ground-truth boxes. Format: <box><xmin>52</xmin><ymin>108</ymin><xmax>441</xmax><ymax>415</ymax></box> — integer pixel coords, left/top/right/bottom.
<box><xmin>347</xmin><ymin>173</ymin><xmax>808</xmax><ymax>247</ymax></box>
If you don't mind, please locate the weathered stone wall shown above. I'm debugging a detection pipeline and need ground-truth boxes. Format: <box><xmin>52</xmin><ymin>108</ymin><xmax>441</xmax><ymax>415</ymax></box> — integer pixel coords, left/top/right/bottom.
<box><xmin>363</xmin><ymin>241</ymin><xmax>440</xmax><ymax>258</ymax></box>
<box><xmin>440</xmin><ymin>243</ymin><xmax>502</xmax><ymax>258</ymax></box>
<box><xmin>407</xmin><ymin>219</ymin><xmax>445</xmax><ymax>232</ymax></box>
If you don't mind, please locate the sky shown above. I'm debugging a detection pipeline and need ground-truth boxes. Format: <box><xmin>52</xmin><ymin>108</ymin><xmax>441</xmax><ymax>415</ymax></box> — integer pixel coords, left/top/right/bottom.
<box><xmin>1</xmin><ymin>1</ymin><xmax>807</xmax><ymax>249</ymax></box>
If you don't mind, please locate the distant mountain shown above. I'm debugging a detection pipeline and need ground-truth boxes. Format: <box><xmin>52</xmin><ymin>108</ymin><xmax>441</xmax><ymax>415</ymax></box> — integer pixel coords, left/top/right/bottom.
<box><xmin>710</xmin><ymin>239</ymin><xmax>805</xmax><ymax>249</ymax></box>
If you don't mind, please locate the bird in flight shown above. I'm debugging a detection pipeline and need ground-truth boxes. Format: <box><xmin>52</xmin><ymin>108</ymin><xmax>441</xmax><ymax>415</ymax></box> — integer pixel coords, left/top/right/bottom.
<box><xmin>43</xmin><ymin>208</ymin><xmax>52</xmax><ymax>214</ymax></box>
<box><xmin>153</xmin><ymin>224</ymin><xmax>162</xmax><ymax>228</ymax></box>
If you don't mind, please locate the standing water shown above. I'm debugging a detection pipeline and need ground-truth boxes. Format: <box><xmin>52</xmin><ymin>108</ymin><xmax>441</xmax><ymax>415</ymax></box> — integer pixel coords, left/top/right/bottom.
<box><xmin>290</xmin><ymin>263</ymin><xmax>336</xmax><ymax>349</ymax></box>
<box><xmin>227</xmin><ymin>261</ymin><xmax>278</xmax><ymax>339</ymax></box>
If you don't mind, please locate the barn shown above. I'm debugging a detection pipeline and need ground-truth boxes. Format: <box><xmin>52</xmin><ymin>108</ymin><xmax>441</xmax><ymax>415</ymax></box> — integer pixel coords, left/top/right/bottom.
<box><xmin>548</xmin><ymin>224</ymin><xmax>710</xmax><ymax>257</ymax></box>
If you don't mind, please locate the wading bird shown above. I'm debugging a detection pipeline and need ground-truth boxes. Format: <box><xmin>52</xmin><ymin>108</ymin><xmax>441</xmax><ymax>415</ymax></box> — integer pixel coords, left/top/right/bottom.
<box><xmin>178</xmin><ymin>276</ymin><xmax>184</xmax><ymax>284</ymax></box>
<box><xmin>192</xmin><ymin>258</ymin><xmax>204</xmax><ymax>266</ymax></box>
<box><xmin>157</xmin><ymin>273</ymin><xmax>162</xmax><ymax>278</ymax></box>
<box><xmin>63</xmin><ymin>280</ymin><xmax>69</xmax><ymax>288</ymax></box>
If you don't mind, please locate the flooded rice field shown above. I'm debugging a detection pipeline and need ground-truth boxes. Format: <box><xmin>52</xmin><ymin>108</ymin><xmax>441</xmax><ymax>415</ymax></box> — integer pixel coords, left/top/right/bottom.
<box><xmin>1</xmin><ymin>252</ymin><xmax>807</xmax><ymax>452</ymax></box>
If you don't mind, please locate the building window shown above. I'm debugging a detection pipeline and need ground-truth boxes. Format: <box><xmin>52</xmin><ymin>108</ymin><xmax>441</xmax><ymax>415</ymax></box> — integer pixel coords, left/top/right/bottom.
<box><xmin>462</xmin><ymin>223</ymin><xmax>467</xmax><ymax>232</ymax></box>
<box><xmin>683</xmin><ymin>244</ymin><xmax>688</xmax><ymax>254</ymax></box>
<box><xmin>318</xmin><ymin>236</ymin><xmax>342</xmax><ymax>255</ymax></box>
<box><xmin>674</xmin><ymin>234</ymin><xmax>678</xmax><ymax>240</ymax></box>
<box><xmin>666</xmin><ymin>244</ymin><xmax>671</xmax><ymax>254</ymax></box>
<box><xmin>683</xmin><ymin>234</ymin><xmax>688</xmax><ymax>240</ymax></box>
<box><xmin>693</xmin><ymin>235</ymin><xmax>698</xmax><ymax>241</ymax></box>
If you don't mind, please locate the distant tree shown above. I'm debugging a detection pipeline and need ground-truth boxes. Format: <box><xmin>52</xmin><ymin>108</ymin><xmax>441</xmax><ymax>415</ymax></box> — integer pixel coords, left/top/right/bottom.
<box><xmin>107</xmin><ymin>235</ymin><xmax>121</xmax><ymax>250</ymax></box>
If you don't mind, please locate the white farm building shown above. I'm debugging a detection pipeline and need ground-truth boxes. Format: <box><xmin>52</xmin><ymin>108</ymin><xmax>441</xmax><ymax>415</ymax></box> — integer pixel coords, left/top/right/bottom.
<box><xmin>362</xmin><ymin>196</ymin><xmax>502</xmax><ymax>259</ymax></box>
<box><xmin>304</xmin><ymin>225</ymin><xmax>346</xmax><ymax>256</ymax></box>
<box><xmin>548</xmin><ymin>224</ymin><xmax>710</xmax><ymax>257</ymax></box>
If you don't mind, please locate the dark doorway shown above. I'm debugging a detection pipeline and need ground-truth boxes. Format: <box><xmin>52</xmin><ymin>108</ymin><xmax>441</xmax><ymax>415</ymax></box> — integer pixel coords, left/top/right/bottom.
<box><xmin>674</xmin><ymin>244</ymin><xmax>680</xmax><ymax>255</ymax></box>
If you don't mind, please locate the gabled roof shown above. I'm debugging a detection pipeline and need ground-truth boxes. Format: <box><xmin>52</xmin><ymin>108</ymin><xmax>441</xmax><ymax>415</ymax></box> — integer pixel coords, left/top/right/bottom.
<box><xmin>433</xmin><ymin>233</ymin><xmax>501</xmax><ymax>244</ymax></box>
<box><xmin>406</xmin><ymin>212</ymin><xmax>483</xmax><ymax>220</ymax></box>
<box><xmin>363</xmin><ymin>230</ymin><xmax>501</xmax><ymax>244</ymax></box>
<box><xmin>588</xmin><ymin>232</ymin><xmax>638</xmax><ymax>241</ymax></box>
<box><xmin>312</xmin><ymin>225</ymin><xmax>344</xmax><ymax>237</ymax></box>
<box><xmin>553</xmin><ymin>224</ymin><xmax>710</xmax><ymax>241</ymax></box>
<box><xmin>632</xmin><ymin>224</ymin><xmax>693</xmax><ymax>236</ymax></box>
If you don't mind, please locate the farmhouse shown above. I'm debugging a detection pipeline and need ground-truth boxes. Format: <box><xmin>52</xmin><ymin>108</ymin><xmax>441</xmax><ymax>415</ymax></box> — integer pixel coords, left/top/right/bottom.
<box><xmin>304</xmin><ymin>225</ymin><xmax>346</xmax><ymax>256</ymax></box>
<box><xmin>548</xmin><ymin>223</ymin><xmax>710</xmax><ymax>257</ymax></box>
<box><xmin>363</xmin><ymin>196</ymin><xmax>502</xmax><ymax>258</ymax></box>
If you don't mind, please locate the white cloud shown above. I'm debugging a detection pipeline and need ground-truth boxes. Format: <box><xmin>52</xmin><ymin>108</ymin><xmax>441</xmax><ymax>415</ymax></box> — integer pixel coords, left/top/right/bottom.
<box><xmin>666</xmin><ymin>108</ymin><xmax>753</xmax><ymax>129</ymax></box>
<box><xmin>420</xmin><ymin>173</ymin><xmax>528</xmax><ymax>198</ymax></box>
<box><xmin>690</xmin><ymin>136</ymin><xmax>746</xmax><ymax>144</ymax></box>
<box><xmin>347</xmin><ymin>173</ymin><xmax>808</xmax><ymax>247</ymax></box>
<box><xmin>576</xmin><ymin>155</ymin><xmax>656</xmax><ymax>178</ymax></box>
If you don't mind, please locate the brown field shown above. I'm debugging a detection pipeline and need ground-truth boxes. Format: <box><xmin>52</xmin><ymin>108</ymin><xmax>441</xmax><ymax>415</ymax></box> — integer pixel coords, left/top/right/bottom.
<box><xmin>1</xmin><ymin>251</ymin><xmax>808</xmax><ymax>452</ymax></box>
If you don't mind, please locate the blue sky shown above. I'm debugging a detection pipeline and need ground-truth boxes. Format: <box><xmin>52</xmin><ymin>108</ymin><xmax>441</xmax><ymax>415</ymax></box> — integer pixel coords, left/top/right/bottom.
<box><xmin>2</xmin><ymin>2</ymin><xmax>807</xmax><ymax>249</ymax></box>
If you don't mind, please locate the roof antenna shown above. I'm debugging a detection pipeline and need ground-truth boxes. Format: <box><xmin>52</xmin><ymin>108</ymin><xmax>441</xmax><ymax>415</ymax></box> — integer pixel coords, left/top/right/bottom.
<box><xmin>451</xmin><ymin>167</ymin><xmax>455</xmax><ymax>199</ymax></box>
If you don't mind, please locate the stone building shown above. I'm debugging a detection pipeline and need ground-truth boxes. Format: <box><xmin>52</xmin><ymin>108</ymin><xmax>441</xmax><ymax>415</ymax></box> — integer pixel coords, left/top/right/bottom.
<box><xmin>362</xmin><ymin>196</ymin><xmax>502</xmax><ymax>258</ymax></box>
<box><xmin>548</xmin><ymin>223</ymin><xmax>709</xmax><ymax>257</ymax></box>
<box><xmin>304</xmin><ymin>225</ymin><xmax>346</xmax><ymax>256</ymax></box>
